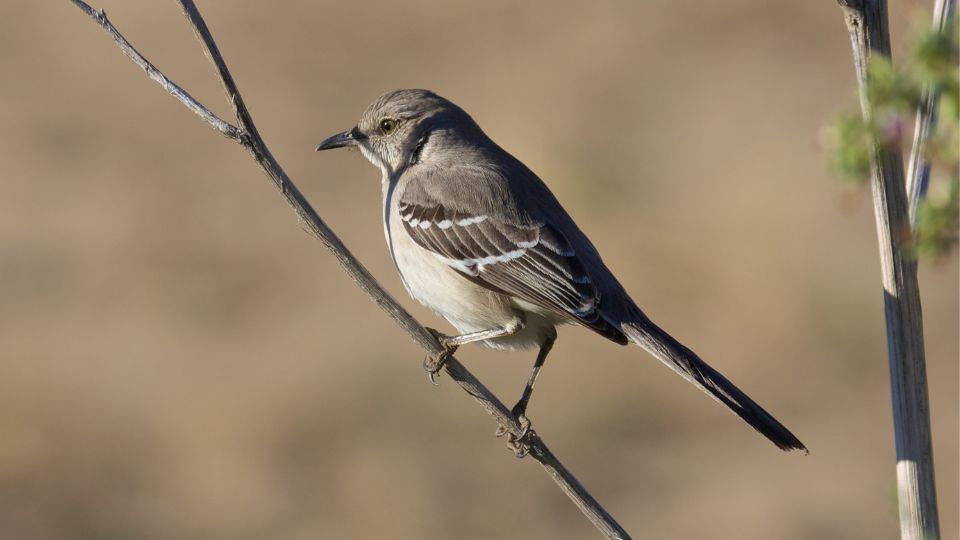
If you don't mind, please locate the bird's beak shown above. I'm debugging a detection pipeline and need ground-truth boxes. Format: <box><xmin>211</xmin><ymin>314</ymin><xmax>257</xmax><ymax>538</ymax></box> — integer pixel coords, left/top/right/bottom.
<box><xmin>315</xmin><ymin>127</ymin><xmax>364</xmax><ymax>151</ymax></box>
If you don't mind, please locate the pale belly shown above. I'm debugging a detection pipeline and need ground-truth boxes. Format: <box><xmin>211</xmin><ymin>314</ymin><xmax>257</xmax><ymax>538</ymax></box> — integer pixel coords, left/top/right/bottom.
<box><xmin>384</xmin><ymin>195</ymin><xmax>558</xmax><ymax>351</ymax></box>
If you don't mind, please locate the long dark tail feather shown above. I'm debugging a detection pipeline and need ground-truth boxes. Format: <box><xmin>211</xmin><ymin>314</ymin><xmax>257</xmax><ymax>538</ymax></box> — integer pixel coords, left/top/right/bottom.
<box><xmin>621</xmin><ymin>317</ymin><xmax>807</xmax><ymax>453</ymax></box>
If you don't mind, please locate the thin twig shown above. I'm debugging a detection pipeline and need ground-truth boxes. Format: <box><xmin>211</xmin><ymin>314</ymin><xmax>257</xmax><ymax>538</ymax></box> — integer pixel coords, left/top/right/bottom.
<box><xmin>836</xmin><ymin>2</ymin><xmax>940</xmax><ymax>539</ymax></box>
<box><xmin>905</xmin><ymin>0</ymin><xmax>956</xmax><ymax>226</ymax></box>
<box><xmin>68</xmin><ymin>2</ymin><xmax>241</xmax><ymax>140</ymax></box>
<box><xmin>69</xmin><ymin>1</ymin><xmax>630</xmax><ymax>538</ymax></box>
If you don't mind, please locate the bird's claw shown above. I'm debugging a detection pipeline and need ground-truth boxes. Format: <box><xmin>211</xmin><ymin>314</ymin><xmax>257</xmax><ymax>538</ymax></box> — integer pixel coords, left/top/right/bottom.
<box><xmin>423</xmin><ymin>328</ymin><xmax>458</xmax><ymax>385</ymax></box>
<box><xmin>496</xmin><ymin>413</ymin><xmax>534</xmax><ymax>458</ymax></box>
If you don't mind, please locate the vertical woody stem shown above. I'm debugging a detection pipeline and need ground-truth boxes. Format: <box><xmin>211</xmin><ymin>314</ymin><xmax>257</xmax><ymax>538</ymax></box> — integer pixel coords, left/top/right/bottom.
<box><xmin>836</xmin><ymin>2</ymin><xmax>941</xmax><ymax>539</ymax></box>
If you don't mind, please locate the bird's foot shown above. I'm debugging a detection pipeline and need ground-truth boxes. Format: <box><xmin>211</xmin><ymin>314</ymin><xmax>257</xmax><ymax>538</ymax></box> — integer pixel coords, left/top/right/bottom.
<box><xmin>423</xmin><ymin>327</ymin><xmax>459</xmax><ymax>385</ymax></box>
<box><xmin>495</xmin><ymin>408</ymin><xmax>534</xmax><ymax>458</ymax></box>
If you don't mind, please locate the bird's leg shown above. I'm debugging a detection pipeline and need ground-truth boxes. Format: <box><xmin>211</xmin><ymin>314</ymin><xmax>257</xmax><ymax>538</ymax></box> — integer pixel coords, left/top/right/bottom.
<box><xmin>422</xmin><ymin>320</ymin><xmax>523</xmax><ymax>385</ymax></box>
<box><xmin>512</xmin><ymin>335</ymin><xmax>555</xmax><ymax>419</ymax></box>
<box><xmin>496</xmin><ymin>335</ymin><xmax>556</xmax><ymax>457</ymax></box>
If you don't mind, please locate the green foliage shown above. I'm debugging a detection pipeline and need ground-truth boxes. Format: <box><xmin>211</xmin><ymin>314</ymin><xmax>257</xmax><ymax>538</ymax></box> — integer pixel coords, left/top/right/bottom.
<box><xmin>829</xmin><ymin>112</ymin><xmax>875</xmax><ymax>180</ymax></box>
<box><xmin>827</xmin><ymin>14</ymin><xmax>959</xmax><ymax>259</ymax></box>
<box><xmin>916</xmin><ymin>177</ymin><xmax>959</xmax><ymax>259</ymax></box>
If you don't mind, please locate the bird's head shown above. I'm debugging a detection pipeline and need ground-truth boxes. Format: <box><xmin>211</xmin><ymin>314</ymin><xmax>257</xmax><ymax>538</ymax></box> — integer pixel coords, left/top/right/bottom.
<box><xmin>316</xmin><ymin>89</ymin><xmax>481</xmax><ymax>177</ymax></box>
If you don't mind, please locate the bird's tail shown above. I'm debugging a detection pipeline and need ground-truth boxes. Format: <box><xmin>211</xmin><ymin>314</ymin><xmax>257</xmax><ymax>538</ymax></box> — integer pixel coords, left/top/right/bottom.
<box><xmin>621</xmin><ymin>315</ymin><xmax>807</xmax><ymax>453</ymax></box>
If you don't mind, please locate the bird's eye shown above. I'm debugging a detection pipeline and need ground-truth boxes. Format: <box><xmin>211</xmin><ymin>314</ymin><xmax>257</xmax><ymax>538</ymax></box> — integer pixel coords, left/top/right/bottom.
<box><xmin>379</xmin><ymin>118</ymin><xmax>398</xmax><ymax>135</ymax></box>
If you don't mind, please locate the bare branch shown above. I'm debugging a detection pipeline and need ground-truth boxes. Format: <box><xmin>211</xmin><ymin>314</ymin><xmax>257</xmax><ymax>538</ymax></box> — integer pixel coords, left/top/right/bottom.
<box><xmin>905</xmin><ymin>0</ymin><xmax>956</xmax><ymax>226</ymax></box>
<box><xmin>70</xmin><ymin>1</ymin><xmax>631</xmax><ymax>538</ymax></box>
<box><xmin>68</xmin><ymin>0</ymin><xmax>241</xmax><ymax>140</ymax></box>
<box><xmin>836</xmin><ymin>1</ymin><xmax>941</xmax><ymax>539</ymax></box>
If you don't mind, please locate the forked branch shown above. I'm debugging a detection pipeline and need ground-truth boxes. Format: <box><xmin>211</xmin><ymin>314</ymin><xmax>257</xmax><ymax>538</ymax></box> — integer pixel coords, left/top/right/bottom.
<box><xmin>68</xmin><ymin>1</ymin><xmax>630</xmax><ymax>538</ymax></box>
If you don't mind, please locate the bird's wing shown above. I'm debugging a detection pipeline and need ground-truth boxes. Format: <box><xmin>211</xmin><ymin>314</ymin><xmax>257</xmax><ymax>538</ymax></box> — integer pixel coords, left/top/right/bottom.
<box><xmin>397</xmin><ymin>164</ymin><xmax>627</xmax><ymax>343</ymax></box>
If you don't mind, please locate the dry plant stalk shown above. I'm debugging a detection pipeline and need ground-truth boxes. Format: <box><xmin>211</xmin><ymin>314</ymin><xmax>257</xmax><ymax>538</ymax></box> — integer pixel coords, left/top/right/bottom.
<box><xmin>68</xmin><ymin>1</ymin><xmax>631</xmax><ymax>538</ymax></box>
<box><xmin>906</xmin><ymin>0</ymin><xmax>956</xmax><ymax>225</ymax></box>
<box><xmin>836</xmin><ymin>1</ymin><xmax>942</xmax><ymax>539</ymax></box>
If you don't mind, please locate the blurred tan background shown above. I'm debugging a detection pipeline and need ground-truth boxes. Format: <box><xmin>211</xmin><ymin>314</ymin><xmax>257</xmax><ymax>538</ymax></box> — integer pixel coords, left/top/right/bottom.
<box><xmin>0</xmin><ymin>2</ymin><xmax>956</xmax><ymax>539</ymax></box>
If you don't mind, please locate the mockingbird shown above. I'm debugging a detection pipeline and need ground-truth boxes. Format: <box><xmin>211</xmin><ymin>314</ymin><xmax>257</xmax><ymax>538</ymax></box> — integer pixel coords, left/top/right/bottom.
<box><xmin>317</xmin><ymin>89</ymin><xmax>806</xmax><ymax>454</ymax></box>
